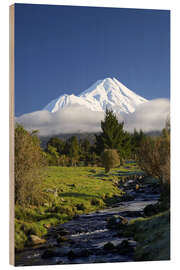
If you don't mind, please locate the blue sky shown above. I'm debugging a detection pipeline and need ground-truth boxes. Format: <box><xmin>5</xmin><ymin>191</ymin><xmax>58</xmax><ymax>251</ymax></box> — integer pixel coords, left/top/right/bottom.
<box><xmin>15</xmin><ymin>4</ymin><xmax>170</xmax><ymax>116</ymax></box>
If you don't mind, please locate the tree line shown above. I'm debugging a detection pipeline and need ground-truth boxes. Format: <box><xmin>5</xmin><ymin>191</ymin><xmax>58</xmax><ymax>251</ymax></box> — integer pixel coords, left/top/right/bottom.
<box><xmin>44</xmin><ymin>109</ymin><xmax>146</xmax><ymax>168</ymax></box>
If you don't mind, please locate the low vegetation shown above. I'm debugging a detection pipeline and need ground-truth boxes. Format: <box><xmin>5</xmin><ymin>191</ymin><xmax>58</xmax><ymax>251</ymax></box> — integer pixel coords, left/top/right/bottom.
<box><xmin>123</xmin><ymin>211</ymin><xmax>170</xmax><ymax>261</ymax></box>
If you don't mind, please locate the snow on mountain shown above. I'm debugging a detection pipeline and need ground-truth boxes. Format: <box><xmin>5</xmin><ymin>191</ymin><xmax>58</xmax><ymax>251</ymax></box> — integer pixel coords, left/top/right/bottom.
<box><xmin>43</xmin><ymin>77</ymin><xmax>148</xmax><ymax>114</ymax></box>
<box><xmin>17</xmin><ymin>78</ymin><xmax>169</xmax><ymax>136</ymax></box>
<box><xmin>43</xmin><ymin>94</ymin><xmax>101</xmax><ymax>112</ymax></box>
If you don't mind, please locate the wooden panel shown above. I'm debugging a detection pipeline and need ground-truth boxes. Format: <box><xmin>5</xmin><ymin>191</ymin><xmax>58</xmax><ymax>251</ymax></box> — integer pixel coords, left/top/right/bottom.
<box><xmin>9</xmin><ymin>4</ymin><xmax>15</xmax><ymax>266</ymax></box>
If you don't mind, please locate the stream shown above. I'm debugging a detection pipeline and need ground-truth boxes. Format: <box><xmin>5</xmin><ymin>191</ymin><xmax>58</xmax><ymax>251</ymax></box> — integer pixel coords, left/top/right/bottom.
<box><xmin>15</xmin><ymin>178</ymin><xmax>160</xmax><ymax>266</ymax></box>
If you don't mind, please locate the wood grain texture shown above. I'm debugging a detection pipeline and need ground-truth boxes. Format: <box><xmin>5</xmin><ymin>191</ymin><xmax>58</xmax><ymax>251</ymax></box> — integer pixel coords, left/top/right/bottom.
<box><xmin>9</xmin><ymin>4</ymin><xmax>15</xmax><ymax>266</ymax></box>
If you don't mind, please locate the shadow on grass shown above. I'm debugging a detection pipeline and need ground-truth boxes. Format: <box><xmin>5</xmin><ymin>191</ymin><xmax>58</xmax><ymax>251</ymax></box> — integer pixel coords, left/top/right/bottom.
<box><xmin>117</xmin><ymin>171</ymin><xmax>144</xmax><ymax>176</ymax></box>
<box><xmin>94</xmin><ymin>171</ymin><xmax>142</xmax><ymax>178</ymax></box>
<box><xmin>93</xmin><ymin>173</ymin><xmax>107</xmax><ymax>178</ymax></box>
<box><xmin>60</xmin><ymin>192</ymin><xmax>99</xmax><ymax>198</ymax></box>
<box><xmin>93</xmin><ymin>170</ymin><xmax>144</xmax><ymax>177</ymax></box>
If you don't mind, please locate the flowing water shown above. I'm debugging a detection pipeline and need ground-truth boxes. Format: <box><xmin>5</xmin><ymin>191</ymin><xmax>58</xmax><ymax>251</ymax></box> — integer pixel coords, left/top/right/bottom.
<box><xmin>15</xmin><ymin>180</ymin><xmax>160</xmax><ymax>266</ymax></box>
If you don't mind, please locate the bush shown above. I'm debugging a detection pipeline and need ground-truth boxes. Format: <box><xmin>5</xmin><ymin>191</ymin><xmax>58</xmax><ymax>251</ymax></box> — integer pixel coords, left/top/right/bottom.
<box><xmin>136</xmin><ymin>130</ymin><xmax>170</xmax><ymax>205</ymax></box>
<box><xmin>136</xmin><ymin>135</ymin><xmax>170</xmax><ymax>185</ymax></box>
<box><xmin>101</xmin><ymin>149</ymin><xmax>120</xmax><ymax>173</ymax></box>
<box><xmin>15</xmin><ymin>124</ymin><xmax>46</xmax><ymax>206</ymax></box>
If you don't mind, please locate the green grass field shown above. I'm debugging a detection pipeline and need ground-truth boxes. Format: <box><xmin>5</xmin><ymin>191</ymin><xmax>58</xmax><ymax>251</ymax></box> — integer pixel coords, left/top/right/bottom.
<box><xmin>15</xmin><ymin>165</ymin><xmax>140</xmax><ymax>251</ymax></box>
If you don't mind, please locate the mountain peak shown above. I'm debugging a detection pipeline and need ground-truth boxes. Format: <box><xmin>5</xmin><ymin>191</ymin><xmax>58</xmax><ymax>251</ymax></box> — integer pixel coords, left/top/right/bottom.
<box><xmin>95</xmin><ymin>77</ymin><xmax>118</xmax><ymax>87</ymax></box>
<box><xmin>102</xmin><ymin>77</ymin><xmax>115</xmax><ymax>83</ymax></box>
<box><xmin>43</xmin><ymin>78</ymin><xmax>148</xmax><ymax>114</ymax></box>
<box><xmin>80</xmin><ymin>77</ymin><xmax>122</xmax><ymax>97</ymax></box>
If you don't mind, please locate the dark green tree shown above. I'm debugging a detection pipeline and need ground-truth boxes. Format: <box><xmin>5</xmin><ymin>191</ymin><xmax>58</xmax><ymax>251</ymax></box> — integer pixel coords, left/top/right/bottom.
<box><xmin>47</xmin><ymin>137</ymin><xmax>65</xmax><ymax>154</ymax></box>
<box><xmin>46</xmin><ymin>144</ymin><xmax>59</xmax><ymax>165</ymax></box>
<box><xmin>65</xmin><ymin>136</ymin><xmax>79</xmax><ymax>166</ymax></box>
<box><xmin>95</xmin><ymin>109</ymin><xmax>131</xmax><ymax>162</ymax></box>
<box><xmin>131</xmin><ymin>129</ymin><xmax>146</xmax><ymax>159</ymax></box>
<box><xmin>80</xmin><ymin>138</ymin><xmax>91</xmax><ymax>153</ymax></box>
<box><xmin>79</xmin><ymin>138</ymin><xmax>91</xmax><ymax>165</ymax></box>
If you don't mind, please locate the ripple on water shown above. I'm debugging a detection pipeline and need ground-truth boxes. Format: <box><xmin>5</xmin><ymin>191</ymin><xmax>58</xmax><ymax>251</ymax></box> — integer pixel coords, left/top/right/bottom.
<box><xmin>71</xmin><ymin>228</ymin><xmax>108</xmax><ymax>237</ymax></box>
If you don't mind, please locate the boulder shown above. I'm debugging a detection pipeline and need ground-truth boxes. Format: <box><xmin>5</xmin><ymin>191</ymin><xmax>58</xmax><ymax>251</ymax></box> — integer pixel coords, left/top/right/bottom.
<box><xmin>127</xmin><ymin>180</ymin><xmax>134</xmax><ymax>185</ymax></box>
<box><xmin>116</xmin><ymin>240</ymin><xmax>134</xmax><ymax>254</ymax></box>
<box><xmin>122</xmin><ymin>210</ymin><xmax>143</xmax><ymax>218</ymax></box>
<box><xmin>143</xmin><ymin>203</ymin><xmax>159</xmax><ymax>217</ymax></box>
<box><xmin>74</xmin><ymin>214</ymin><xmax>80</xmax><ymax>219</ymax></box>
<box><xmin>79</xmin><ymin>248</ymin><xmax>92</xmax><ymax>257</ymax></box>
<box><xmin>107</xmin><ymin>215</ymin><xmax>128</xmax><ymax>229</ymax></box>
<box><xmin>67</xmin><ymin>250</ymin><xmax>77</xmax><ymax>260</ymax></box>
<box><xmin>56</xmin><ymin>235</ymin><xmax>68</xmax><ymax>244</ymax></box>
<box><xmin>103</xmin><ymin>242</ymin><xmax>115</xmax><ymax>251</ymax></box>
<box><xmin>57</xmin><ymin>228</ymin><xmax>69</xmax><ymax>236</ymax></box>
<box><xmin>43</xmin><ymin>223</ymin><xmax>51</xmax><ymax>229</ymax></box>
<box><xmin>135</xmin><ymin>188</ymin><xmax>144</xmax><ymax>193</ymax></box>
<box><xmin>29</xmin><ymin>234</ymin><xmax>46</xmax><ymax>245</ymax></box>
<box><xmin>121</xmin><ymin>193</ymin><xmax>135</xmax><ymax>201</ymax></box>
<box><xmin>56</xmin><ymin>260</ymin><xmax>64</xmax><ymax>264</ymax></box>
<box><xmin>41</xmin><ymin>249</ymin><xmax>58</xmax><ymax>259</ymax></box>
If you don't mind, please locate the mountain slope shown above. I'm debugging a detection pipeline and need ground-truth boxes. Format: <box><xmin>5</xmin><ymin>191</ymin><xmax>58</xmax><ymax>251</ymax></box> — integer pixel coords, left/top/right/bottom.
<box><xmin>43</xmin><ymin>77</ymin><xmax>148</xmax><ymax>114</ymax></box>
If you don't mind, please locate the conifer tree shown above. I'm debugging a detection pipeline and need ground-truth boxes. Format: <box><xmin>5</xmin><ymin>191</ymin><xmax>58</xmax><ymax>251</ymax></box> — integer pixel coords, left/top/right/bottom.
<box><xmin>47</xmin><ymin>137</ymin><xmax>65</xmax><ymax>154</ymax></box>
<box><xmin>131</xmin><ymin>129</ymin><xmax>146</xmax><ymax>158</ymax></box>
<box><xmin>66</xmin><ymin>136</ymin><xmax>79</xmax><ymax>166</ymax></box>
<box><xmin>95</xmin><ymin>109</ymin><xmax>131</xmax><ymax>162</ymax></box>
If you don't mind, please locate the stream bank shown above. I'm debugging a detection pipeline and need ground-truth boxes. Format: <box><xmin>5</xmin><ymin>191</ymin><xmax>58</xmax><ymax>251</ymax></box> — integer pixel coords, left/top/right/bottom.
<box><xmin>15</xmin><ymin>176</ymin><xmax>160</xmax><ymax>266</ymax></box>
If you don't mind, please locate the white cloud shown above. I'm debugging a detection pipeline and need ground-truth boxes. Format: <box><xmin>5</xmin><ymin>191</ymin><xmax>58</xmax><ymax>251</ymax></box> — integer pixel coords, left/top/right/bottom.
<box><xmin>16</xmin><ymin>99</ymin><xmax>170</xmax><ymax>136</ymax></box>
<box><xmin>16</xmin><ymin>104</ymin><xmax>104</xmax><ymax>136</ymax></box>
<box><xmin>123</xmin><ymin>98</ymin><xmax>170</xmax><ymax>132</ymax></box>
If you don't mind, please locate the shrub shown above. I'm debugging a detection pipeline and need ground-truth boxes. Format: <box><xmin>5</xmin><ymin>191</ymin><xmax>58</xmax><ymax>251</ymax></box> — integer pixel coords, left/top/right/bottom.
<box><xmin>15</xmin><ymin>124</ymin><xmax>46</xmax><ymax>206</ymax></box>
<box><xmin>101</xmin><ymin>149</ymin><xmax>120</xmax><ymax>173</ymax></box>
<box><xmin>136</xmin><ymin>130</ymin><xmax>170</xmax><ymax>203</ymax></box>
<box><xmin>136</xmin><ymin>134</ymin><xmax>170</xmax><ymax>185</ymax></box>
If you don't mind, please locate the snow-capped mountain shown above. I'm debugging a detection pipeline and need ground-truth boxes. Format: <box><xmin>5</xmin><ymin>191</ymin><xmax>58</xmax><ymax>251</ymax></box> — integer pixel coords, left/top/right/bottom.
<box><xmin>43</xmin><ymin>77</ymin><xmax>148</xmax><ymax>114</ymax></box>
